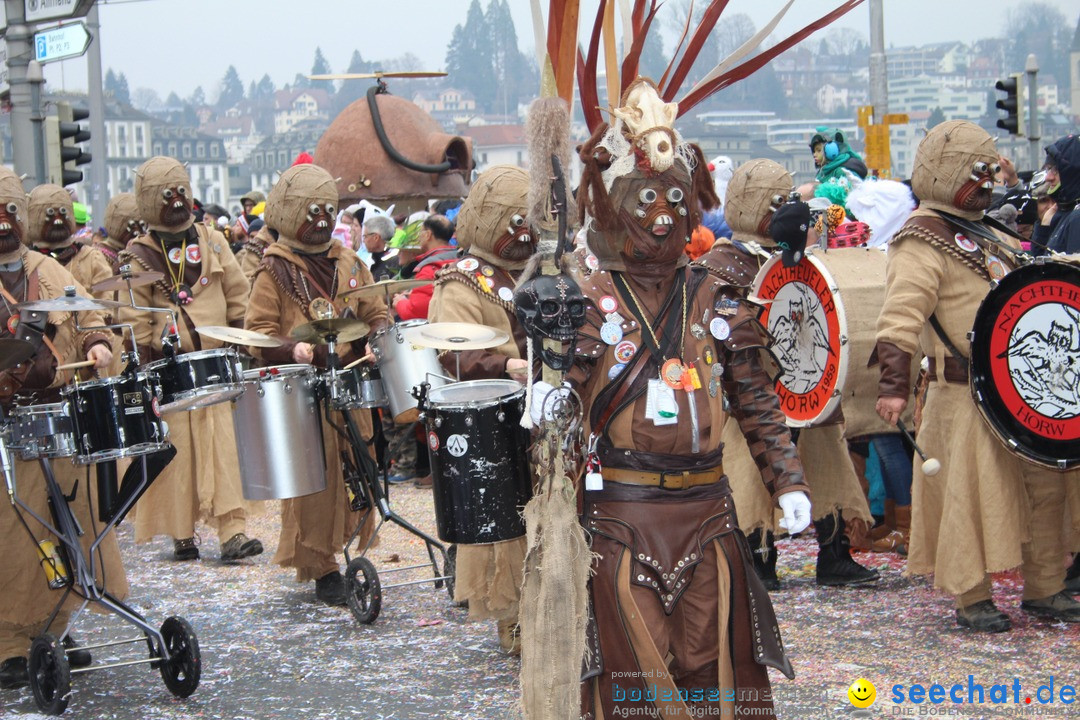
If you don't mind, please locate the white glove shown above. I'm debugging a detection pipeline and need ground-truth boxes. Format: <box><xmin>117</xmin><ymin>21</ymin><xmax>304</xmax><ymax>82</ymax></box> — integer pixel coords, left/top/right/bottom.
<box><xmin>528</xmin><ymin>381</ymin><xmax>570</xmax><ymax>425</ymax></box>
<box><xmin>777</xmin><ymin>491</ymin><xmax>812</xmax><ymax>535</ymax></box>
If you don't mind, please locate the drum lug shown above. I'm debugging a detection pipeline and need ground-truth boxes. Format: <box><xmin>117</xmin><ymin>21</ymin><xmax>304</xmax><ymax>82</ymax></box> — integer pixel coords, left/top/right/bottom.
<box><xmin>464</xmin><ymin>415</ymin><xmax>473</xmax><ymax>427</ymax></box>
<box><xmin>839</xmin><ymin>334</ymin><xmax>848</xmax><ymax>345</ymax></box>
<box><xmin>497</xmin><ymin>412</ymin><xmax>505</xmax><ymax>422</ymax></box>
<box><xmin>434</xmin><ymin>416</ymin><xmax>441</xmax><ymax>428</ymax></box>
<box><xmin>283</xmin><ymin>383</ymin><xmax>293</xmax><ymax>395</ymax></box>
<box><xmin>966</xmin><ymin>331</ymin><xmax>974</xmax><ymax>341</ymax></box>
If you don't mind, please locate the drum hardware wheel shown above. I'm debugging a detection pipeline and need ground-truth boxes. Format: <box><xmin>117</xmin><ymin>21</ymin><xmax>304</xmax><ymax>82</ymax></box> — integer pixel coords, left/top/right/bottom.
<box><xmin>345</xmin><ymin>556</ymin><xmax>382</xmax><ymax>625</ymax></box>
<box><xmin>155</xmin><ymin>616</ymin><xmax>201</xmax><ymax>698</ymax></box>
<box><xmin>28</xmin><ymin>634</ymin><xmax>70</xmax><ymax>715</ymax></box>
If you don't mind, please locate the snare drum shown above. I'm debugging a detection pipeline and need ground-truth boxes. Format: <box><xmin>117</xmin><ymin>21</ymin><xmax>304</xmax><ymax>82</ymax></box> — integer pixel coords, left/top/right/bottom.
<box><xmin>61</xmin><ymin>372</ymin><xmax>170</xmax><ymax>464</ymax></box>
<box><xmin>372</xmin><ymin>319</ymin><xmax>448</xmax><ymax>423</ymax></box>
<box><xmin>146</xmin><ymin>348</ymin><xmax>245</xmax><ymax>413</ymax></box>
<box><xmin>327</xmin><ymin>365</ymin><xmax>388</xmax><ymax>410</ymax></box>
<box><xmin>422</xmin><ymin>379</ymin><xmax>532</xmax><ymax>544</ymax></box>
<box><xmin>7</xmin><ymin>403</ymin><xmax>76</xmax><ymax>461</ymax></box>
<box><xmin>231</xmin><ymin>365</ymin><xmax>327</xmax><ymax>500</ymax></box>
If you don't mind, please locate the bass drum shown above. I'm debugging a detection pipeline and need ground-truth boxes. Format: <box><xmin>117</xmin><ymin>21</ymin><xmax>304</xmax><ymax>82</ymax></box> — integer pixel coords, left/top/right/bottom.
<box><xmin>969</xmin><ymin>258</ymin><xmax>1080</xmax><ymax>470</ymax></box>
<box><xmin>372</xmin><ymin>319</ymin><xmax>448</xmax><ymax>423</ymax></box>
<box><xmin>810</xmin><ymin>246</ymin><xmax>917</xmax><ymax>437</ymax></box>
<box><xmin>751</xmin><ymin>248</ymin><xmax>849</xmax><ymax>427</ymax></box>
<box><xmin>232</xmin><ymin>365</ymin><xmax>328</xmax><ymax>499</ymax></box>
<box><xmin>422</xmin><ymin>379</ymin><xmax>532</xmax><ymax>544</ymax></box>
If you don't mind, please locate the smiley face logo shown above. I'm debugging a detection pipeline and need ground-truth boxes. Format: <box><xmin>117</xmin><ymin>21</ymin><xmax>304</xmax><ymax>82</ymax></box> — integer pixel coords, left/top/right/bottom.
<box><xmin>847</xmin><ymin>678</ymin><xmax>876</xmax><ymax>709</ymax></box>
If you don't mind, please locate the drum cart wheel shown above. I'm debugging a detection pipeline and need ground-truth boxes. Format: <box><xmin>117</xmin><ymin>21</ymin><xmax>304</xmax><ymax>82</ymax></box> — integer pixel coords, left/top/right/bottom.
<box><xmin>154</xmin><ymin>616</ymin><xmax>201</xmax><ymax>698</ymax></box>
<box><xmin>28</xmin><ymin>634</ymin><xmax>70</xmax><ymax>715</ymax></box>
<box><xmin>345</xmin><ymin>556</ymin><xmax>382</xmax><ymax>624</ymax></box>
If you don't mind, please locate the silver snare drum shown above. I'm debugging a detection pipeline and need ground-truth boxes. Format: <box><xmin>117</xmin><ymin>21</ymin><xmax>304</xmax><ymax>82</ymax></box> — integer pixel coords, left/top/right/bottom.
<box><xmin>146</xmin><ymin>347</ymin><xmax>245</xmax><ymax>413</ymax></box>
<box><xmin>372</xmin><ymin>320</ymin><xmax>448</xmax><ymax>423</ymax></box>
<box><xmin>232</xmin><ymin>364</ymin><xmax>327</xmax><ymax>500</ymax></box>
<box><xmin>8</xmin><ymin>403</ymin><xmax>77</xmax><ymax>461</ymax></box>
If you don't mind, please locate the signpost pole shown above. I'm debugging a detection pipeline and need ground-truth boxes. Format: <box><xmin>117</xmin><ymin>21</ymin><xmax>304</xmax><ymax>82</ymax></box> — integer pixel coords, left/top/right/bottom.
<box><xmin>86</xmin><ymin>1</ymin><xmax>104</xmax><ymax>213</ymax></box>
<box><xmin>5</xmin><ymin>0</ymin><xmax>40</xmax><ymax>186</ymax></box>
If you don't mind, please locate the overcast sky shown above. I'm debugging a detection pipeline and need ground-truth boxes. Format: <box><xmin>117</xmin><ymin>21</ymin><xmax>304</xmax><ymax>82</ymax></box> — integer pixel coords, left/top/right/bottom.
<box><xmin>39</xmin><ymin>0</ymin><xmax>1079</xmax><ymax>101</ymax></box>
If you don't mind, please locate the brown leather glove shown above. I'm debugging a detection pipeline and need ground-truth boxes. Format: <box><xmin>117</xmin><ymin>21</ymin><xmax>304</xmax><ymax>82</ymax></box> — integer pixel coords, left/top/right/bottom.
<box><xmin>874</xmin><ymin>340</ymin><xmax>912</xmax><ymax>400</ymax></box>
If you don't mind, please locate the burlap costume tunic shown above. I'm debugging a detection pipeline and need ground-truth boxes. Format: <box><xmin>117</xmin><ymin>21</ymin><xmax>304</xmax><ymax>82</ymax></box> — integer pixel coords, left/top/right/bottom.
<box><xmin>27</xmin><ymin>185</ymin><xmax>114</xmax><ymax>300</ymax></box>
<box><xmin>0</xmin><ymin>246</ymin><xmax>128</xmax><ymax>660</ymax></box>
<box><xmin>876</xmin><ymin>120</ymin><xmax>1077</xmax><ymax>601</ymax></box>
<box><xmin>245</xmin><ymin>166</ymin><xmax>386</xmax><ymax>582</ymax></box>
<box><xmin>429</xmin><ymin>256</ymin><xmax>528</xmax><ymax>623</ymax></box>
<box><xmin>236</xmin><ymin>225</ymin><xmax>274</xmax><ymax>283</ymax></box>
<box><xmin>697</xmin><ymin>236</ymin><xmax>872</xmax><ymax>532</ymax></box>
<box><xmin>117</xmin><ymin>222</ymin><xmax>252</xmax><ymax>543</ymax></box>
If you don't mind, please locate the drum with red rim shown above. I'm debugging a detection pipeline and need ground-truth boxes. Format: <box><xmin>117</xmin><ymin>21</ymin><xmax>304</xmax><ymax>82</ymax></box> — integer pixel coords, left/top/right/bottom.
<box><xmin>969</xmin><ymin>258</ymin><xmax>1080</xmax><ymax>470</ymax></box>
<box><xmin>751</xmin><ymin>249</ymin><xmax>848</xmax><ymax>427</ymax></box>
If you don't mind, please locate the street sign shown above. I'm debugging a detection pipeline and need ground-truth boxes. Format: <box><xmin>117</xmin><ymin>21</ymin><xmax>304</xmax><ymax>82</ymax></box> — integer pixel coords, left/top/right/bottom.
<box><xmin>34</xmin><ymin>22</ymin><xmax>90</xmax><ymax>64</ymax></box>
<box><xmin>25</xmin><ymin>0</ymin><xmax>94</xmax><ymax>23</ymax></box>
<box><xmin>0</xmin><ymin>40</ymin><xmax>8</xmax><ymax>95</ymax></box>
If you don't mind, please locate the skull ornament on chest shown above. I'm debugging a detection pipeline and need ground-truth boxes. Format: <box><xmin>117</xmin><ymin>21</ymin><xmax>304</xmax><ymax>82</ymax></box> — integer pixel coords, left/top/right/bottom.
<box><xmin>514</xmin><ymin>272</ymin><xmax>586</xmax><ymax>371</ymax></box>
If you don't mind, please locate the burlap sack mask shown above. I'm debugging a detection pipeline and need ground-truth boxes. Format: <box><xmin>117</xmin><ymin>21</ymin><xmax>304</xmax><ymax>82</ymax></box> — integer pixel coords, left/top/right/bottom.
<box><xmin>455</xmin><ymin>165</ymin><xmax>533</xmax><ymax>270</ymax></box>
<box><xmin>0</xmin><ymin>167</ymin><xmax>28</xmax><ymax>254</ymax></box>
<box><xmin>265</xmin><ymin>164</ymin><xmax>338</xmax><ymax>251</ymax></box>
<box><xmin>27</xmin><ymin>184</ymin><xmax>74</xmax><ymax>247</ymax></box>
<box><xmin>104</xmin><ymin>192</ymin><xmax>142</xmax><ymax>243</ymax></box>
<box><xmin>135</xmin><ymin>156</ymin><xmax>195</xmax><ymax>233</ymax></box>
<box><xmin>725</xmin><ymin>159</ymin><xmax>792</xmax><ymax>247</ymax></box>
<box><xmin>912</xmin><ymin>120</ymin><xmax>997</xmax><ymax>220</ymax></box>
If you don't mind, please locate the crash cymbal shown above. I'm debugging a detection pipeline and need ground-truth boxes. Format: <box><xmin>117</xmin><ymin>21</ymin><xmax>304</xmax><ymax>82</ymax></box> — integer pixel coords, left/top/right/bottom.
<box><xmin>17</xmin><ymin>295</ymin><xmax>125</xmax><ymax>312</ymax></box>
<box><xmin>340</xmin><ymin>278</ymin><xmax>432</xmax><ymax>299</ymax></box>
<box><xmin>0</xmin><ymin>338</ymin><xmax>35</xmax><ymax>372</ymax></box>
<box><xmin>196</xmin><ymin>326</ymin><xmax>283</xmax><ymax>348</ymax></box>
<box><xmin>307</xmin><ymin>71</ymin><xmax>447</xmax><ymax>81</ymax></box>
<box><xmin>402</xmin><ymin>322</ymin><xmax>509</xmax><ymax>351</ymax></box>
<box><xmin>91</xmin><ymin>271</ymin><xmax>165</xmax><ymax>294</ymax></box>
<box><xmin>291</xmin><ymin>318</ymin><xmax>371</xmax><ymax>345</ymax></box>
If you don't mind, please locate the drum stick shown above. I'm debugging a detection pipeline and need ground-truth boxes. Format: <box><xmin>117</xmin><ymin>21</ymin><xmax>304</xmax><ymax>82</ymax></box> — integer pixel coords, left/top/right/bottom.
<box><xmin>56</xmin><ymin>359</ymin><xmax>96</xmax><ymax>371</ymax></box>
<box><xmin>896</xmin><ymin>419</ymin><xmax>941</xmax><ymax>476</ymax></box>
<box><xmin>343</xmin><ymin>352</ymin><xmax>375</xmax><ymax>371</ymax></box>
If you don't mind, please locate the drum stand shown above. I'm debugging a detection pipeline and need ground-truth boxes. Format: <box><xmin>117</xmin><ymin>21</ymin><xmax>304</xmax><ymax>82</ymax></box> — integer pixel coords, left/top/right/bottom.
<box><xmin>1</xmin><ymin>434</ymin><xmax>197</xmax><ymax>715</ymax></box>
<box><xmin>320</xmin><ymin>332</ymin><xmax>454</xmax><ymax>625</ymax></box>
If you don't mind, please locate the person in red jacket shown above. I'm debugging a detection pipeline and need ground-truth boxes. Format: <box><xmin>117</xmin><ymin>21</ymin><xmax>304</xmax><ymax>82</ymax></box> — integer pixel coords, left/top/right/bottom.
<box><xmin>393</xmin><ymin>214</ymin><xmax>457</xmax><ymax>320</ymax></box>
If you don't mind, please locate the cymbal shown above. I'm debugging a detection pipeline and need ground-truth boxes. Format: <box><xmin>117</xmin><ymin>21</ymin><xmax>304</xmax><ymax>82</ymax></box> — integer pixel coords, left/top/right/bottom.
<box><xmin>91</xmin><ymin>271</ymin><xmax>165</xmax><ymax>294</ymax></box>
<box><xmin>0</xmin><ymin>338</ymin><xmax>35</xmax><ymax>372</ymax></box>
<box><xmin>17</xmin><ymin>295</ymin><xmax>125</xmax><ymax>312</ymax></box>
<box><xmin>402</xmin><ymin>322</ymin><xmax>509</xmax><ymax>351</ymax></box>
<box><xmin>196</xmin><ymin>326</ymin><xmax>283</xmax><ymax>348</ymax></box>
<box><xmin>307</xmin><ymin>71</ymin><xmax>447</xmax><ymax>81</ymax></box>
<box><xmin>340</xmin><ymin>278</ymin><xmax>432</xmax><ymax>299</ymax></box>
<box><xmin>291</xmin><ymin>318</ymin><xmax>371</xmax><ymax>345</ymax></box>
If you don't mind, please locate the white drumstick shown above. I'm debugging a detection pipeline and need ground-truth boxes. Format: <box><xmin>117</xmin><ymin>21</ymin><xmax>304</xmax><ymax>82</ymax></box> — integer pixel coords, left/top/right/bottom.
<box><xmin>897</xmin><ymin>420</ymin><xmax>941</xmax><ymax>476</ymax></box>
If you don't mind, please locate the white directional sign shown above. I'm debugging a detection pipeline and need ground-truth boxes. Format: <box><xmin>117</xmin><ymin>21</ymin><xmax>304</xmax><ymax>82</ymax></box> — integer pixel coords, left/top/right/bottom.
<box><xmin>34</xmin><ymin>22</ymin><xmax>90</xmax><ymax>64</ymax></box>
<box><xmin>25</xmin><ymin>0</ymin><xmax>93</xmax><ymax>23</ymax></box>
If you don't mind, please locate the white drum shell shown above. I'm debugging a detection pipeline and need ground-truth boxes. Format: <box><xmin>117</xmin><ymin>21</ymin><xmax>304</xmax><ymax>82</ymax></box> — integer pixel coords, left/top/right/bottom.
<box><xmin>372</xmin><ymin>320</ymin><xmax>449</xmax><ymax>422</ymax></box>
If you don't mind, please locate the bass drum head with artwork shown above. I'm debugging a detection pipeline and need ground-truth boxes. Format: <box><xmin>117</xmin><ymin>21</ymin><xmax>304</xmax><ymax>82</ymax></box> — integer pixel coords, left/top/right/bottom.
<box><xmin>750</xmin><ymin>250</ymin><xmax>848</xmax><ymax>427</ymax></box>
<box><xmin>970</xmin><ymin>259</ymin><xmax>1080</xmax><ymax>470</ymax></box>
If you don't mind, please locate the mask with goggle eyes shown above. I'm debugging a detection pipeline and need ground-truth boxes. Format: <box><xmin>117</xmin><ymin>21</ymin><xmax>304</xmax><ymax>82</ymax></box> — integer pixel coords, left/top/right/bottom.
<box><xmin>158</xmin><ymin>184</ymin><xmax>193</xmax><ymax>227</ymax></box>
<box><xmin>493</xmin><ymin>212</ymin><xmax>535</xmax><ymax>262</ymax></box>
<box><xmin>756</xmin><ymin>192</ymin><xmax>789</xmax><ymax>237</ymax></box>
<box><xmin>41</xmin><ymin>205</ymin><xmax>74</xmax><ymax>243</ymax></box>
<box><xmin>953</xmin><ymin>160</ymin><xmax>999</xmax><ymax>212</ymax></box>
<box><xmin>617</xmin><ymin>179</ymin><xmax>690</xmax><ymax>267</ymax></box>
<box><xmin>0</xmin><ymin>201</ymin><xmax>23</xmax><ymax>246</ymax></box>
<box><xmin>297</xmin><ymin>202</ymin><xmax>336</xmax><ymax>246</ymax></box>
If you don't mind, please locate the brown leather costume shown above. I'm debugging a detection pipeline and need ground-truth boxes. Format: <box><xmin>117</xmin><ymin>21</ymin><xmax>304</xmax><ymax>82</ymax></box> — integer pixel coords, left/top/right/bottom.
<box><xmin>571</xmin><ymin>110</ymin><xmax>806</xmax><ymax>718</ymax></box>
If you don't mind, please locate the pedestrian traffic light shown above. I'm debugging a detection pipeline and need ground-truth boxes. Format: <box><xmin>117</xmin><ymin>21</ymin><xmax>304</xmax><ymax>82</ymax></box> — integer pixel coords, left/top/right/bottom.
<box><xmin>994</xmin><ymin>73</ymin><xmax>1024</xmax><ymax>137</ymax></box>
<box><xmin>45</xmin><ymin>101</ymin><xmax>92</xmax><ymax>186</ymax></box>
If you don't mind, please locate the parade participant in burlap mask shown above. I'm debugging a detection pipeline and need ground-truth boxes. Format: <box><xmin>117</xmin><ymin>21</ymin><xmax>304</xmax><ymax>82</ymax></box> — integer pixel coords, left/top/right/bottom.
<box><xmin>246</xmin><ymin>164</ymin><xmax>387</xmax><ymax>606</ymax></box>
<box><xmin>27</xmin><ymin>184</ymin><xmax>114</xmax><ymax>299</ymax></box>
<box><xmin>568</xmin><ymin>79</ymin><xmax>810</xmax><ymax>720</ymax></box>
<box><xmin>98</xmin><ymin>192</ymin><xmax>146</xmax><ymax>267</ymax></box>
<box><xmin>119</xmin><ymin>156</ymin><xmax>262</xmax><ymax>564</ymax></box>
<box><xmin>427</xmin><ymin>164</ymin><xmax>540</xmax><ymax>653</ymax></box>
<box><xmin>0</xmin><ymin>167</ymin><xmax>125</xmax><ymax>691</ymax></box>
<box><xmin>877</xmin><ymin>120</ymin><xmax>1080</xmax><ymax>631</ymax></box>
<box><xmin>696</xmin><ymin>158</ymin><xmax>879</xmax><ymax>591</ymax></box>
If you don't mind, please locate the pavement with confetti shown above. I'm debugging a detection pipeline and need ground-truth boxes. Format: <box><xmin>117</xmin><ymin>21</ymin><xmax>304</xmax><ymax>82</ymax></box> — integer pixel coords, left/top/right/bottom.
<box><xmin>1</xmin><ymin>483</ymin><xmax>1076</xmax><ymax>719</ymax></box>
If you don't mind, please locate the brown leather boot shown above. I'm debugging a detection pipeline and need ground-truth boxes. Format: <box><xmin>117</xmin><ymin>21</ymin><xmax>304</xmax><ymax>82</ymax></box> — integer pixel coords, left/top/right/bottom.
<box><xmin>893</xmin><ymin>504</ymin><xmax>911</xmax><ymax>556</ymax></box>
<box><xmin>867</xmin><ymin>499</ymin><xmax>897</xmax><ymax>543</ymax></box>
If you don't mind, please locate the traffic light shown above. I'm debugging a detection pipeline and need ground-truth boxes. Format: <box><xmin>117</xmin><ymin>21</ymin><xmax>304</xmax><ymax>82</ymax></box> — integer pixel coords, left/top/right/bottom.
<box><xmin>994</xmin><ymin>73</ymin><xmax>1024</xmax><ymax>136</ymax></box>
<box><xmin>45</xmin><ymin>101</ymin><xmax>92</xmax><ymax>186</ymax></box>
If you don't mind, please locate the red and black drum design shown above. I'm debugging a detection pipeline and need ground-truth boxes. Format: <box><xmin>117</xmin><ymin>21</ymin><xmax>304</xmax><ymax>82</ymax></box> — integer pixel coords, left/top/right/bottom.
<box><xmin>751</xmin><ymin>251</ymin><xmax>848</xmax><ymax>427</ymax></box>
<box><xmin>970</xmin><ymin>259</ymin><xmax>1080</xmax><ymax>470</ymax></box>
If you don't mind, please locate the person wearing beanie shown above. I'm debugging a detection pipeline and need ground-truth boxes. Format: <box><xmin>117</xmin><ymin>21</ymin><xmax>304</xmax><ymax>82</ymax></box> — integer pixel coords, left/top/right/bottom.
<box><xmin>694</xmin><ymin>159</ymin><xmax>880</xmax><ymax>591</ymax></box>
<box><xmin>26</xmin><ymin>184</ymin><xmax>114</xmax><ymax>299</ymax></box>
<box><xmin>0</xmin><ymin>167</ymin><xmax>124</xmax><ymax>691</ymax></box>
<box><xmin>876</xmin><ymin>121</ymin><xmax>1080</xmax><ymax>631</ymax></box>
<box><xmin>239</xmin><ymin>190</ymin><xmax>266</xmax><ymax>216</ymax></box>
<box><xmin>243</xmin><ymin>164</ymin><xmax>387</xmax><ymax>606</ymax></box>
<box><xmin>116</xmin><ymin>156</ymin><xmax>264</xmax><ymax>564</ymax></box>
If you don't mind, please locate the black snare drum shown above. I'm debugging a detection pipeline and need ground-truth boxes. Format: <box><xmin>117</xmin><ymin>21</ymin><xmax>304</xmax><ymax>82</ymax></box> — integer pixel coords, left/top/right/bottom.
<box><xmin>422</xmin><ymin>379</ymin><xmax>532</xmax><ymax>544</ymax></box>
<box><xmin>969</xmin><ymin>259</ymin><xmax>1080</xmax><ymax>470</ymax></box>
<box><xmin>146</xmin><ymin>348</ymin><xmax>245</xmax><ymax>413</ymax></box>
<box><xmin>61</xmin><ymin>372</ymin><xmax>171</xmax><ymax>464</ymax></box>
